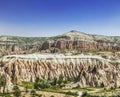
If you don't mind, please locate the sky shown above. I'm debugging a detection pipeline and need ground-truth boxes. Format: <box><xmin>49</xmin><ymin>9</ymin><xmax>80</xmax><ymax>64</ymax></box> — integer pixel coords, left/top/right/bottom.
<box><xmin>0</xmin><ymin>0</ymin><xmax>120</xmax><ymax>37</ymax></box>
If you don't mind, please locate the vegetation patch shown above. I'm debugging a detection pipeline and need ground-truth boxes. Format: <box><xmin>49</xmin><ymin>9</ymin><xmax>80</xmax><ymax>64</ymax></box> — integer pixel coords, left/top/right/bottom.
<box><xmin>65</xmin><ymin>91</ymin><xmax>78</xmax><ymax>96</ymax></box>
<box><xmin>20</xmin><ymin>81</ymin><xmax>34</xmax><ymax>89</ymax></box>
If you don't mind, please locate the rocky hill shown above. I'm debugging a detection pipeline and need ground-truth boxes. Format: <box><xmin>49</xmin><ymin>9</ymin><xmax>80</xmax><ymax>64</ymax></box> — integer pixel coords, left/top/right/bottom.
<box><xmin>0</xmin><ymin>30</ymin><xmax>120</xmax><ymax>55</ymax></box>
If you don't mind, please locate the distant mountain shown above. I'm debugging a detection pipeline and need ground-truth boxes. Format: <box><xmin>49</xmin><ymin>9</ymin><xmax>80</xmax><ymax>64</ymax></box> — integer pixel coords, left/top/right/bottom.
<box><xmin>0</xmin><ymin>30</ymin><xmax>120</xmax><ymax>55</ymax></box>
<box><xmin>61</xmin><ymin>30</ymin><xmax>120</xmax><ymax>43</ymax></box>
<box><xmin>0</xmin><ymin>30</ymin><xmax>120</xmax><ymax>43</ymax></box>
<box><xmin>0</xmin><ymin>35</ymin><xmax>48</xmax><ymax>44</ymax></box>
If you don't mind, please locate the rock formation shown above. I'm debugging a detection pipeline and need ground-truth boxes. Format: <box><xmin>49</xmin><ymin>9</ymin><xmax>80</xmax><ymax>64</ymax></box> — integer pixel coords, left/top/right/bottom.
<box><xmin>0</xmin><ymin>54</ymin><xmax>120</xmax><ymax>88</ymax></box>
<box><xmin>41</xmin><ymin>40</ymin><xmax>120</xmax><ymax>53</ymax></box>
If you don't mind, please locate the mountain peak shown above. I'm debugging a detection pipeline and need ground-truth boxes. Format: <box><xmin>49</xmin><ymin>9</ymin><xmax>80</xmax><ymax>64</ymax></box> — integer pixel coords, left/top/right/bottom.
<box><xmin>62</xmin><ymin>30</ymin><xmax>93</xmax><ymax>41</ymax></box>
<box><xmin>64</xmin><ymin>30</ymin><xmax>87</xmax><ymax>35</ymax></box>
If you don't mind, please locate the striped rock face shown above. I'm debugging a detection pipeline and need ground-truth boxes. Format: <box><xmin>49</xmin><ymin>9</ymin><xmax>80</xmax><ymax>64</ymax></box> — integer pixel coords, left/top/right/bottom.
<box><xmin>0</xmin><ymin>54</ymin><xmax>120</xmax><ymax>88</ymax></box>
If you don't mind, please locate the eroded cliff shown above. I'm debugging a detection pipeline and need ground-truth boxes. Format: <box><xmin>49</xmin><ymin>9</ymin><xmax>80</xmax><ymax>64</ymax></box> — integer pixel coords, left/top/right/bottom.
<box><xmin>0</xmin><ymin>54</ymin><xmax>120</xmax><ymax>89</ymax></box>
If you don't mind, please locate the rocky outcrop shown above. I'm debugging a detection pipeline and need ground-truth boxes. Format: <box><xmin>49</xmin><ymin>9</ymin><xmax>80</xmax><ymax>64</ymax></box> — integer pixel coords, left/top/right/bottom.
<box><xmin>0</xmin><ymin>40</ymin><xmax>120</xmax><ymax>56</ymax></box>
<box><xmin>41</xmin><ymin>40</ymin><xmax>120</xmax><ymax>53</ymax></box>
<box><xmin>0</xmin><ymin>41</ymin><xmax>39</xmax><ymax>55</ymax></box>
<box><xmin>0</xmin><ymin>54</ymin><xmax>120</xmax><ymax>88</ymax></box>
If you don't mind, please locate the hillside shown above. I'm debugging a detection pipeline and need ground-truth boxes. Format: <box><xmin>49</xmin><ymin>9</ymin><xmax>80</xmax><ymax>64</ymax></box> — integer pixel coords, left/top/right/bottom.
<box><xmin>0</xmin><ymin>30</ymin><xmax>120</xmax><ymax>56</ymax></box>
<box><xmin>0</xmin><ymin>30</ymin><xmax>120</xmax><ymax>43</ymax></box>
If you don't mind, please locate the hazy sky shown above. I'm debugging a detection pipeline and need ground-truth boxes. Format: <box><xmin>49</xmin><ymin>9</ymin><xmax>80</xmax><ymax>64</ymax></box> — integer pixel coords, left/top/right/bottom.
<box><xmin>0</xmin><ymin>0</ymin><xmax>120</xmax><ymax>37</ymax></box>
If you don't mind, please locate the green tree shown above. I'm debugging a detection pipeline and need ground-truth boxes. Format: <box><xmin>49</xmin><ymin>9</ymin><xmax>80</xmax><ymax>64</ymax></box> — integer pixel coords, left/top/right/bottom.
<box><xmin>12</xmin><ymin>85</ymin><xmax>21</xmax><ymax>97</ymax></box>
<box><xmin>34</xmin><ymin>78</ymin><xmax>52</xmax><ymax>89</ymax></box>
<box><xmin>0</xmin><ymin>74</ymin><xmax>2</xmax><ymax>93</ymax></box>
<box><xmin>58</xmin><ymin>74</ymin><xmax>64</xmax><ymax>86</ymax></box>
<box><xmin>34</xmin><ymin>77</ymin><xmax>41</xmax><ymax>89</ymax></box>
<box><xmin>50</xmin><ymin>95</ymin><xmax>54</xmax><ymax>97</ymax></box>
<box><xmin>25</xmin><ymin>86</ymin><xmax>29</xmax><ymax>93</ymax></box>
<box><xmin>38</xmin><ymin>94</ymin><xmax>42</xmax><ymax>97</ymax></box>
<box><xmin>51</xmin><ymin>77</ymin><xmax>57</xmax><ymax>86</ymax></box>
<box><xmin>0</xmin><ymin>74</ymin><xmax>7</xmax><ymax>93</ymax></box>
<box><xmin>31</xmin><ymin>89</ymin><xmax>36</xmax><ymax>97</ymax></box>
<box><xmin>63</xmin><ymin>78</ymin><xmax>68</xmax><ymax>84</ymax></box>
<box><xmin>39</xmin><ymin>80</ymin><xmax>51</xmax><ymax>89</ymax></box>
<box><xmin>100</xmin><ymin>82</ymin><xmax>104</xmax><ymax>87</ymax></box>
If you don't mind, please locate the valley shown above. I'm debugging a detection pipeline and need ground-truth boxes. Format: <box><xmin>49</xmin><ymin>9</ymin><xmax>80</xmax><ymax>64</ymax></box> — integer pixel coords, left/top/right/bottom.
<box><xmin>0</xmin><ymin>31</ymin><xmax>120</xmax><ymax>97</ymax></box>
